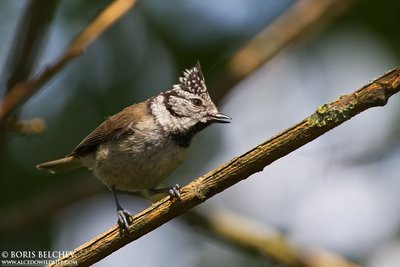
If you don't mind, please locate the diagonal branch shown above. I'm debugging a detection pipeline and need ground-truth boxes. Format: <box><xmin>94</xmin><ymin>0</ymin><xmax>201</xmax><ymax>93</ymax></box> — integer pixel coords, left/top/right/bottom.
<box><xmin>0</xmin><ymin>0</ymin><xmax>137</xmax><ymax>122</ymax></box>
<box><xmin>51</xmin><ymin>67</ymin><xmax>400</xmax><ymax>267</ymax></box>
<box><xmin>185</xmin><ymin>209</ymin><xmax>360</xmax><ymax>267</ymax></box>
<box><xmin>211</xmin><ymin>0</ymin><xmax>356</xmax><ymax>102</ymax></box>
<box><xmin>2</xmin><ymin>0</ymin><xmax>58</xmax><ymax>94</ymax></box>
<box><xmin>185</xmin><ymin>208</ymin><xmax>305</xmax><ymax>266</ymax></box>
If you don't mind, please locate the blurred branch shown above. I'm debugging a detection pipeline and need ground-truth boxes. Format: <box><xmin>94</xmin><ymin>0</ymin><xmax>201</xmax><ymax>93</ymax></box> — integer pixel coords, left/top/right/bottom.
<box><xmin>185</xmin><ymin>209</ymin><xmax>360</xmax><ymax>267</ymax></box>
<box><xmin>50</xmin><ymin>67</ymin><xmax>400</xmax><ymax>266</ymax></box>
<box><xmin>302</xmin><ymin>249</ymin><xmax>361</xmax><ymax>267</ymax></box>
<box><xmin>186</xmin><ymin>208</ymin><xmax>304</xmax><ymax>266</ymax></box>
<box><xmin>2</xmin><ymin>0</ymin><xmax>58</xmax><ymax>94</ymax></box>
<box><xmin>0</xmin><ymin>0</ymin><xmax>57</xmax><ymax>136</ymax></box>
<box><xmin>0</xmin><ymin>0</ymin><xmax>138</xmax><ymax>122</ymax></box>
<box><xmin>5</xmin><ymin>116</ymin><xmax>46</xmax><ymax>135</ymax></box>
<box><xmin>211</xmin><ymin>0</ymin><xmax>356</xmax><ymax>102</ymax></box>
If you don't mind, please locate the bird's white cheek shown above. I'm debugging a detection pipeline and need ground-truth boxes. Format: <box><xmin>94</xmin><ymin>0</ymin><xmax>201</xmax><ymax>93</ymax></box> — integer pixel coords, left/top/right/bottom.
<box><xmin>200</xmin><ymin>117</ymin><xmax>209</xmax><ymax>123</ymax></box>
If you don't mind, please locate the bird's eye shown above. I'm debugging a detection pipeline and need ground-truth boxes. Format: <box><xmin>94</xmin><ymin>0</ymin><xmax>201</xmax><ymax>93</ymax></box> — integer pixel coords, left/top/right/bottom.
<box><xmin>190</xmin><ymin>98</ymin><xmax>203</xmax><ymax>106</ymax></box>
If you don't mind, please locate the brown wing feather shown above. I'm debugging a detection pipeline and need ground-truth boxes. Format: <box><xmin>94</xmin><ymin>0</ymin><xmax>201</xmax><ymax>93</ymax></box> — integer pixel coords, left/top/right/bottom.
<box><xmin>70</xmin><ymin>101</ymin><xmax>150</xmax><ymax>156</ymax></box>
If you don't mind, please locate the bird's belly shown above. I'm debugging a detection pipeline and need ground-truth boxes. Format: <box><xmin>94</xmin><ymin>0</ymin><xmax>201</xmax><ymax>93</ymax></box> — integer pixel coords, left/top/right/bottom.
<box><xmin>83</xmin><ymin>138</ymin><xmax>188</xmax><ymax>192</ymax></box>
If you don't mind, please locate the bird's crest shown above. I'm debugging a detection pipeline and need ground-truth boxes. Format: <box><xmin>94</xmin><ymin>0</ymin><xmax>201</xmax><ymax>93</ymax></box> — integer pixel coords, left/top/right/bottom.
<box><xmin>174</xmin><ymin>62</ymin><xmax>208</xmax><ymax>97</ymax></box>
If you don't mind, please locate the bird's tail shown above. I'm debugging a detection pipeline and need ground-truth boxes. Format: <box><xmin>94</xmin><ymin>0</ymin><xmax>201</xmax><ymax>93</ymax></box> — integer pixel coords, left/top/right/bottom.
<box><xmin>36</xmin><ymin>156</ymin><xmax>82</xmax><ymax>173</ymax></box>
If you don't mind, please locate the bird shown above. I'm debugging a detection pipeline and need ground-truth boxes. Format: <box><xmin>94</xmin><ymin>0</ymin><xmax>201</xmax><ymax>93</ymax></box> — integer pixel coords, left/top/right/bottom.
<box><xmin>36</xmin><ymin>62</ymin><xmax>231</xmax><ymax>228</ymax></box>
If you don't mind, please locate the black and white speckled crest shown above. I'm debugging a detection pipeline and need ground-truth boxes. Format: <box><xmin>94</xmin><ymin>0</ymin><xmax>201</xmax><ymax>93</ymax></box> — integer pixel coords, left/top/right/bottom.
<box><xmin>174</xmin><ymin>62</ymin><xmax>208</xmax><ymax>97</ymax></box>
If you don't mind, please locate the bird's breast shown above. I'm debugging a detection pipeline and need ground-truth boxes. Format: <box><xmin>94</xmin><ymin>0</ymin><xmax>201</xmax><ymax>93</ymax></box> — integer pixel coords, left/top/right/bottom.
<box><xmin>82</xmin><ymin>128</ymin><xmax>188</xmax><ymax>192</ymax></box>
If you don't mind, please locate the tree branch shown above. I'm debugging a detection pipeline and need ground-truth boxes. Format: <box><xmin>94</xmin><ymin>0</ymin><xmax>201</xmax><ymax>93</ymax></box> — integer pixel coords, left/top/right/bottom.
<box><xmin>185</xmin><ymin>208</ymin><xmax>305</xmax><ymax>266</ymax></box>
<box><xmin>211</xmin><ymin>0</ymin><xmax>356</xmax><ymax>102</ymax></box>
<box><xmin>0</xmin><ymin>0</ymin><xmax>137</xmax><ymax>122</ymax></box>
<box><xmin>2</xmin><ymin>0</ymin><xmax>58</xmax><ymax>94</ymax></box>
<box><xmin>185</xmin><ymin>209</ymin><xmax>360</xmax><ymax>267</ymax></box>
<box><xmin>50</xmin><ymin>67</ymin><xmax>400</xmax><ymax>267</ymax></box>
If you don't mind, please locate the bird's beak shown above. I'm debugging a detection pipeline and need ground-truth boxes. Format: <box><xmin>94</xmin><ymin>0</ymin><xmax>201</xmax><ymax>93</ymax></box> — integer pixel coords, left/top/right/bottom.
<box><xmin>209</xmin><ymin>112</ymin><xmax>231</xmax><ymax>123</ymax></box>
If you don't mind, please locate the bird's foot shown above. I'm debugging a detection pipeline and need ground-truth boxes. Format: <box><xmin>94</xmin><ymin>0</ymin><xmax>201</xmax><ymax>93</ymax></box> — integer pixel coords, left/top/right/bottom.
<box><xmin>168</xmin><ymin>184</ymin><xmax>181</xmax><ymax>200</ymax></box>
<box><xmin>116</xmin><ymin>209</ymin><xmax>131</xmax><ymax>229</ymax></box>
<box><xmin>149</xmin><ymin>184</ymin><xmax>181</xmax><ymax>200</ymax></box>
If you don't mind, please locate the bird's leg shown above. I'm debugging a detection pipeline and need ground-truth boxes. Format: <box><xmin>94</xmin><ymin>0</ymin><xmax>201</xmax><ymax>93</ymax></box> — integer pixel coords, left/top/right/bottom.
<box><xmin>112</xmin><ymin>187</ymin><xmax>131</xmax><ymax>228</ymax></box>
<box><xmin>149</xmin><ymin>184</ymin><xmax>181</xmax><ymax>200</ymax></box>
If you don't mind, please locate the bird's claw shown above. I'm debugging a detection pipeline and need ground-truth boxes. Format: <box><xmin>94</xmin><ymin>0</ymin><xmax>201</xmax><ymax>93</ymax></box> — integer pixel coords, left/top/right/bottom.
<box><xmin>168</xmin><ymin>184</ymin><xmax>181</xmax><ymax>200</ymax></box>
<box><xmin>117</xmin><ymin>209</ymin><xmax>131</xmax><ymax>229</ymax></box>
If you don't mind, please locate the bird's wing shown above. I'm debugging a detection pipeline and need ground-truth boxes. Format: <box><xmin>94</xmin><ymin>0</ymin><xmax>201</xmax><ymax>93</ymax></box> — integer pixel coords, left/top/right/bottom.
<box><xmin>70</xmin><ymin>101</ymin><xmax>149</xmax><ymax>156</ymax></box>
